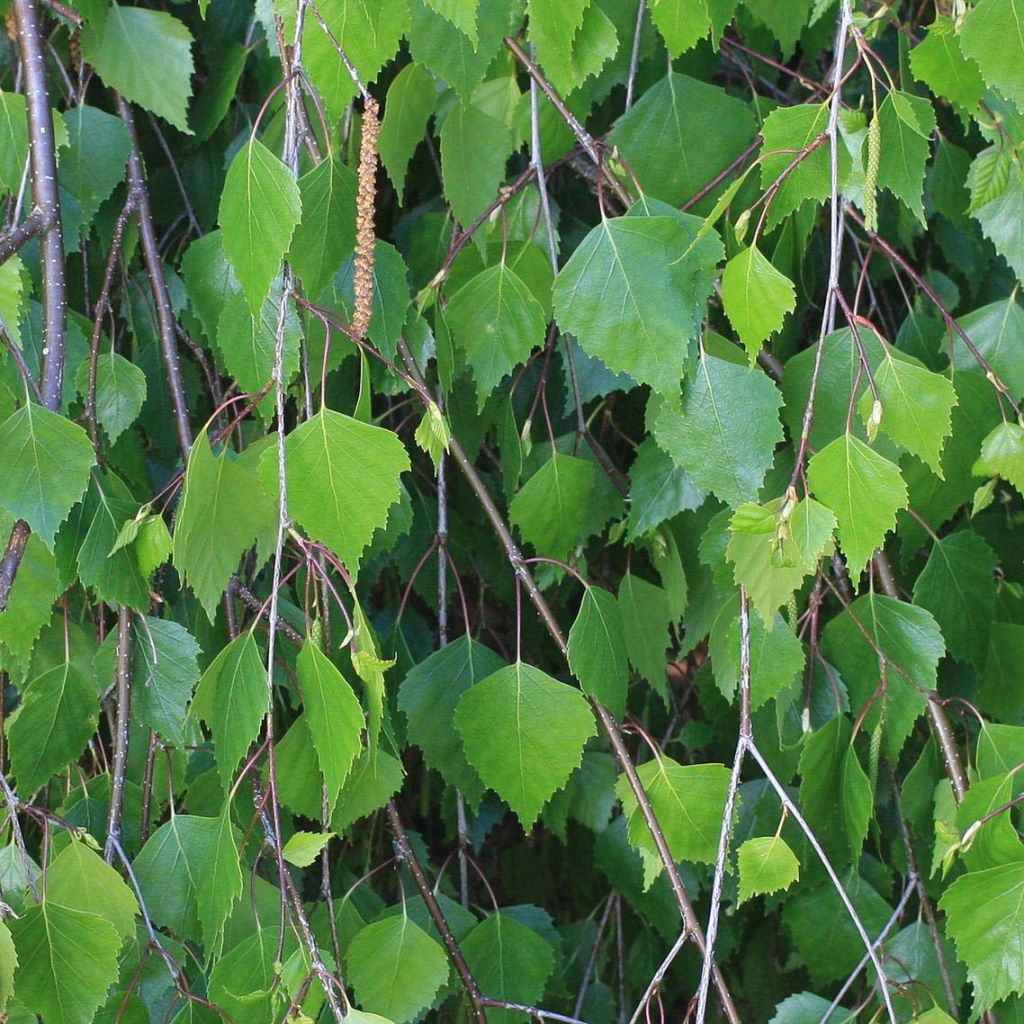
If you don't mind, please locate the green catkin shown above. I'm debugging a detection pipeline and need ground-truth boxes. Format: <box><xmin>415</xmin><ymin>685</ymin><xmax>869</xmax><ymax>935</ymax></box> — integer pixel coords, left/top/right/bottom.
<box><xmin>865</xmin><ymin>113</ymin><xmax>881</xmax><ymax>232</ymax></box>
<box><xmin>868</xmin><ymin>717</ymin><xmax>883</xmax><ymax>799</ymax></box>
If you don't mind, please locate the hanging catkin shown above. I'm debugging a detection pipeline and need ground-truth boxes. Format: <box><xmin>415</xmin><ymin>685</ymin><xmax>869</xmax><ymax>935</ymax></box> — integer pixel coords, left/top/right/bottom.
<box><xmin>352</xmin><ymin>97</ymin><xmax>380</xmax><ymax>344</ymax></box>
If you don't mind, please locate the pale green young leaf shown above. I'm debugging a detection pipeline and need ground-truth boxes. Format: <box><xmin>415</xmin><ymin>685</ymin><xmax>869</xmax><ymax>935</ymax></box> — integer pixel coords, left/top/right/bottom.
<box><xmin>737</xmin><ymin>835</ymin><xmax>800</xmax><ymax>904</ymax></box>
<box><xmin>173</xmin><ymin>428</ymin><xmax>277</xmax><ymax>621</ymax></box>
<box><xmin>807</xmin><ymin>433</ymin><xmax>908</xmax><ymax>574</ymax></box>
<box><xmin>72</xmin><ymin>352</ymin><xmax>146</xmax><ymax>444</ymax></box>
<box><xmin>615</xmin><ymin>758</ymin><xmax>732</xmax><ymax>869</ymax></box>
<box><xmin>440</xmin><ymin>102</ymin><xmax>513</xmax><ymax>230</ymax></box>
<box><xmin>81</xmin><ymin>3</ymin><xmax>194</xmax><ymax>132</ymax></box>
<box><xmin>552</xmin><ymin>214</ymin><xmax>708</xmax><ymax>394</ymax></box>
<box><xmin>291</xmin><ymin>157</ymin><xmax>357</xmax><ymax>300</ymax></box>
<box><xmin>721</xmin><ymin>245</ymin><xmax>797</xmax><ymax>360</ymax></box>
<box><xmin>332</xmin><ymin>749</ymin><xmax>404</xmax><ymax>834</ymax></box>
<box><xmin>134</xmin><ymin>515</ymin><xmax>173</xmax><ymax>579</ymax></box>
<box><xmin>0</xmin><ymin>255</ymin><xmax>25</xmax><ymax>351</ymax></box>
<box><xmin>191</xmin><ymin>631</ymin><xmax>268</xmax><ymax>789</ymax></box>
<box><xmin>0</xmin><ymin>530</ymin><xmax>60</xmax><ymax>670</ymax></box>
<box><xmin>618</xmin><ymin>571</ymin><xmax>671</xmax><ymax>704</ymax></box>
<box><xmin>259</xmin><ymin>409</ymin><xmax>409</xmax><ymax>575</ymax></box>
<box><xmin>876</xmin><ymin>89</ymin><xmax>936</xmax><ymax>223</ymax></box>
<box><xmin>0</xmin><ymin>920</ymin><xmax>13</xmax><ymax>1011</ymax></box>
<box><xmin>647</xmin><ymin>0</ymin><xmax>711</xmax><ymax>55</ymax></box>
<box><xmin>913</xmin><ymin>532</ymin><xmax>998</xmax><ymax>669</ymax></box>
<box><xmin>822</xmin><ymin>595</ymin><xmax>944</xmax><ymax>761</ymax></box>
<box><xmin>446</xmin><ymin>262</ymin><xmax>547</xmax><ymax>407</ymax></box>
<box><xmin>727</xmin><ymin>496</ymin><xmax>836</xmax><ymax>622</ymax></box>
<box><xmin>940</xmin><ymin>861</ymin><xmax>1024</xmax><ymax>1011</ymax></box>
<box><xmin>608</xmin><ymin>72</ymin><xmax>756</xmax><ymax>207</ymax></box>
<box><xmin>858</xmin><ymin>353</ymin><xmax>957</xmax><ymax>475</ymax></box>
<box><xmin>462</xmin><ymin>913</ymin><xmax>556</xmax><ymax>1024</ymax></box>
<box><xmin>414</xmin><ymin>401</ymin><xmax>450</xmax><ymax>469</ymax></box>
<box><xmin>650</xmin><ymin>354</ymin><xmax>784</xmax><ymax>507</ymax></box>
<box><xmin>974</xmin><ymin>420</ymin><xmax>1024</xmax><ymax>495</ymax></box>
<box><xmin>282</xmin><ymin>831</ymin><xmax>334</xmax><ymax>868</ymax></box>
<box><xmin>567</xmin><ymin>585</ymin><xmax>629</xmax><ymax>719</ymax></box>
<box><xmin>10</xmin><ymin>901</ymin><xmax>120</xmax><ymax>1024</ymax></box>
<box><xmin>455</xmin><ymin>662</ymin><xmax>596</xmax><ymax>827</ymax></box>
<box><xmin>133</xmin><ymin>617</ymin><xmax>201</xmax><ymax>746</ymax></box>
<box><xmin>911</xmin><ymin>16</ymin><xmax>984</xmax><ymax>111</ymax></box>
<box><xmin>968</xmin><ymin>145</ymin><xmax>1011</xmax><ymax>213</ymax></box>
<box><xmin>509</xmin><ymin>452</ymin><xmax>595</xmax><ymax>558</ymax></box>
<box><xmin>9</xmin><ymin>663</ymin><xmax>96</xmax><ymax>793</ymax></box>
<box><xmin>350</xmin><ymin>598</ymin><xmax>393</xmax><ymax>749</ymax></box>
<box><xmin>0</xmin><ymin>403</ymin><xmax>94</xmax><ymax>549</ymax></box>
<box><xmin>0</xmin><ymin>91</ymin><xmax>28</xmax><ymax>195</ymax></box>
<box><xmin>960</xmin><ymin>0</ymin><xmax>1024</xmax><ymax>111</ymax></box>
<box><xmin>45</xmin><ymin>839</ymin><xmax>138</xmax><ymax>941</ymax></box>
<box><xmin>195</xmin><ymin>805</ymin><xmax>244</xmax><ymax>958</ymax></box>
<box><xmin>296</xmin><ymin>641</ymin><xmax>364</xmax><ymax>815</ymax></box>
<box><xmin>973</xmin><ymin>167</ymin><xmax>1024</xmax><ymax>283</ymax></box>
<box><xmin>219</xmin><ymin>138</ymin><xmax>301</xmax><ymax>313</ymax></box>
<box><xmin>526</xmin><ymin>0</ymin><xmax>590</xmax><ymax>94</ymax></box>
<box><xmin>397</xmin><ymin>637</ymin><xmax>504</xmax><ymax>799</ymax></box>
<box><xmin>379</xmin><ymin>63</ymin><xmax>436</xmax><ymax>201</ymax></box>
<box><xmin>347</xmin><ymin>916</ymin><xmax>449</xmax><ymax>1024</ymax></box>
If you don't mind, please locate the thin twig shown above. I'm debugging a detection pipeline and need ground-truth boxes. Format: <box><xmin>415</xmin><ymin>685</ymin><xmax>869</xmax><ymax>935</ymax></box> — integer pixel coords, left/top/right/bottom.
<box><xmin>104</xmin><ymin>606</ymin><xmax>132</xmax><ymax>864</ymax></box>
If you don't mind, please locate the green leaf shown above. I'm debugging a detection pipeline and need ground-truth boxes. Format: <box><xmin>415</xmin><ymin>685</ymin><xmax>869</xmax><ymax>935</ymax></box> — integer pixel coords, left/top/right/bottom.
<box><xmin>807</xmin><ymin>432</ymin><xmax>908</xmax><ymax>574</ymax></box>
<box><xmin>332</xmin><ymin>241</ymin><xmax>411</xmax><ymax>361</ymax></box>
<box><xmin>46</xmin><ymin>839</ymin><xmax>138</xmax><ymax>941</ymax></box>
<box><xmin>552</xmin><ymin>214</ymin><xmax>710</xmax><ymax>395</ymax></box>
<box><xmin>727</xmin><ymin>496</ymin><xmax>836</xmax><ymax>622</ymax></box>
<box><xmin>0</xmin><ymin>255</ymin><xmax>25</xmax><ymax>352</ymax></box>
<box><xmin>759</xmin><ymin>102</ymin><xmax>846</xmax><ymax>228</ymax></box>
<box><xmin>973</xmin><ymin>166</ymin><xmax>1024</xmax><ymax>283</ymax></box>
<box><xmin>0</xmin><ymin>531</ymin><xmax>60</xmax><ymax>670</ymax></box>
<box><xmin>133</xmin><ymin>616</ymin><xmax>201</xmax><ymax>746</ymax></box>
<box><xmin>646</xmin><ymin>0</ymin><xmax>711</xmax><ymax>55</ymax></box>
<box><xmin>296</xmin><ymin>641</ymin><xmax>364</xmax><ymax>815</ymax></box>
<box><xmin>282</xmin><ymin>830</ymin><xmax>334</xmax><ymax>868</ymax></box>
<box><xmin>615</xmin><ymin>758</ymin><xmax>732</xmax><ymax>872</ymax></box>
<box><xmin>941</xmin><ymin>861</ymin><xmax>1024</xmax><ymax>1011</ymax></box>
<box><xmin>455</xmin><ymin>661</ymin><xmax>596</xmax><ymax>827</ymax></box>
<box><xmin>462</xmin><ymin>913</ymin><xmax>556</xmax><ymax>1024</ymax></box>
<box><xmin>347</xmin><ymin>915</ymin><xmax>449</xmax><ymax>1024</ymax></box>
<box><xmin>132</xmin><ymin>815</ymin><xmax>221</xmax><ymax>942</ymax></box>
<box><xmin>291</xmin><ymin>157</ymin><xmax>357</xmax><ymax>300</ymax></box>
<box><xmin>181</xmin><ymin>230</ymin><xmax>239</xmax><ymax>349</ymax></box>
<box><xmin>9</xmin><ymin>663</ymin><xmax>97</xmax><ymax>793</ymax></box>
<box><xmin>617</xmin><ymin>571</ymin><xmax>671</xmax><ymax>703</ymax></box>
<box><xmin>379</xmin><ymin>62</ymin><xmax>436</xmax><ymax>201</ymax></box>
<box><xmin>951</xmin><ymin>299</ymin><xmax>1024</xmax><ymax>402</ymax></box>
<box><xmin>912</xmin><ymin>532</ymin><xmax>998</xmax><ymax>668</ymax></box>
<box><xmin>857</xmin><ymin>352</ymin><xmax>957</xmax><ymax>475</ymax></box>
<box><xmin>446</xmin><ymin>262</ymin><xmax>547</xmax><ymax>407</ymax></box>
<box><xmin>81</xmin><ymin>3</ymin><xmax>194</xmax><ymax>133</ymax></box>
<box><xmin>721</xmin><ymin>245</ymin><xmax>797</xmax><ymax>360</ymax></box>
<box><xmin>195</xmin><ymin>804</ymin><xmax>244</xmax><ymax>959</ymax></box>
<box><xmin>822</xmin><ymin>595</ymin><xmax>944</xmax><ymax>761</ymax></box>
<box><xmin>608</xmin><ymin>72</ymin><xmax>756</xmax><ymax>207</ymax></box>
<box><xmin>625</xmin><ymin>437</ymin><xmax>705</xmax><ymax>541</ymax></box>
<box><xmin>797</xmin><ymin>715</ymin><xmax>854</xmax><ymax>864</ymax></box>
<box><xmin>397</xmin><ymin>636</ymin><xmax>505</xmax><ymax>797</ymax></box>
<box><xmin>527</xmin><ymin>0</ymin><xmax>587</xmax><ymax>94</ymax></box>
<box><xmin>440</xmin><ymin>102</ymin><xmax>513</xmax><ymax>230</ymax></box>
<box><xmin>191</xmin><ymin>631</ymin><xmax>268</xmax><ymax>788</ymax></box>
<box><xmin>0</xmin><ymin>920</ymin><xmax>14</xmax><ymax>1012</ymax></box>
<box><xmin>911</xmin><ymin>15</ymin><xmax>985</xmax><ymax>111</ymax></box>
<box><xmin>259</xmin><ymin>409</ymin><xmax>409</xmax><ymax>575</ymax></box>
<box><xmin>737</xmin><ymin>835</ymin><xmax>800</xmax><ymax>903</ymax></box>
<box><xmin>974</xmin><ymin>420</ymin><xmax>1024</xmax><ymax>495</ymax></box>
<box><xmin>303</xmin><ymin>0</ymin><xmax>408</xmax><ymax>123</ymax></box>
<box><xmin>173</xmin><ymin>428</ymin><xmax>277</xmax><ymax>621</ymax></box>
<box><xmin>841</xmin><ymin>745</ymin><xmax>872</xmax><ymax>864</ymax></box>
<box><xmin>10</xmin><ymin>901</ymin><xmax>120</xmax><ymax>1024</ymax></box>
<box><xmin>72</xmin><ymin>352</ymin><xmax>146</xmax><ymax>445</ymax></box>
<box><xmin>59</xmin><ymin>105</ymin><xmax>131</xmax><ymax>252</ymax></box>
<box><xmin>979</xmin><ymin>624</ymin><xmax>1024</xmax><ymax>724</ymax></box>
<box><xmin>219</xmin><ymin>138</ymin><xmax>302</xmax><ymax>313</ymax></box>
<box><xmin>332</xmin><ymin>749</ymin><xmax>404</xmax><ymax>833</ymax></box>
<box><xmin>960</xmin><ymin>0</ymin><xmax>1024</xmax><ymax>112</ymax></box>
<box><xmin>650</xmin><ymin>354</ymin><xmax>784</xmax><ymax>507</ymax></box>
<box><xmin>0</xmin><ymin>91</ymin><xmax>28</xmax><ymax>195</ymax></box>
<box><xmin>567</xmin><ymin>585</ymin><xmax>629</xmax><ymax>719</ymax></box>
<box><xmin>509</xmin><ymin>452</ymin><xmax>595</xmax><ymax>558</ymax></box>
<box><xmin>206</xmin><ymin>928</ymin><xmax>284</xmax><ymax>1024</ymax></box>
<box><xmin>875</xmin><ymin>89</ymin><xmax>936</xmax><ymax>223</ymax></box>
<box><xmin>0</xmin><ymin>403</ymin><xmax>95</xmax><ymax>550</ymax></box>
<box><xmin>423</xmin><ymin>0</ymin><xmax>477</xmax><ymax>44</ymax></box>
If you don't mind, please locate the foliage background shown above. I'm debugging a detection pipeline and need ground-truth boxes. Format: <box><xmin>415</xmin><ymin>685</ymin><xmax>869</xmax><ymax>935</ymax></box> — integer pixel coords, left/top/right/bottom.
<box><xmin>1</xmin><ymin>0</ymin><xmax>1023</xmax><ymax>1022</ymax></box>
